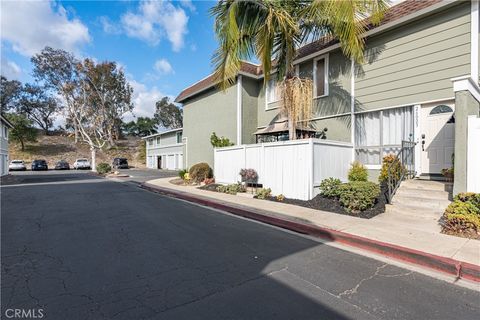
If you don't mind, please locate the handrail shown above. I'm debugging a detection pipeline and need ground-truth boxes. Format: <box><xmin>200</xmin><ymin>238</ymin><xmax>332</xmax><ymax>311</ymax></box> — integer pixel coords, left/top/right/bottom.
<box><xmin>386</xmin><ymin>140</ymin><xmax>416</xmax><ymax>204</ymax></box>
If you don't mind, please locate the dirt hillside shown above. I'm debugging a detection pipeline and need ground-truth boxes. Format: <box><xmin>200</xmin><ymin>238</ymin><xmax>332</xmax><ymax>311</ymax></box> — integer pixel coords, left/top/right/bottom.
<box><xmin>9</xmin><ymin>133</ymin><xmax>145</xmax><ymax>168</ymax></box>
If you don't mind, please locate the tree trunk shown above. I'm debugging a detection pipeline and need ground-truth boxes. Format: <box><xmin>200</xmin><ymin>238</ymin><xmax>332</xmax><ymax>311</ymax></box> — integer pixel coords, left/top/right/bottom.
<box><xmin>108</xmin><ymin>134</ymin><xmax>116</xmax><ymax>149</ymax></box>
<box><xmin>20</xmin><ymin>140</ymin><xmax>25</xmax><ymax>151</ymax></box>
<box><xmin>74</xmin><ymin>123</ymin><xmax>79</xmax><ymax>143</ymax></box>
<box><xmin>91</xmin><ymin>147</ymin><xmax>97</xmax><ymax>172</ymax></box>
<box><xmin>288</xmin><ymin>117</ymin><xmax>296</xmax><ymax>140</ymax></box>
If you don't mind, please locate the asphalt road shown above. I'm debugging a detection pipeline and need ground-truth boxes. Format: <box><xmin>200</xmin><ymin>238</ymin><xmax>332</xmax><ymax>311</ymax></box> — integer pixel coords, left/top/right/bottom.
<box><xmin>1</xmin><ymin>172</ymin><xmax>479</xmax><ymax>319</ymax></box>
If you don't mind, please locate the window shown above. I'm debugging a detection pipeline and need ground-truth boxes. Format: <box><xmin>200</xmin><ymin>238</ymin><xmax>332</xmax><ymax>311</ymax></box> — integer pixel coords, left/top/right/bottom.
<box><xmin>176</xmin><ymin>132</ymin><xmax>183</xmax><ymax>143</ymax></box>
<box><xmin>266</xmin><ymin>77</ymin><xmax>281</xmax><ymax>105</ymax></box>
<box><xmin>355</xmin><ymin>106</ymin><xmax>413</xmax><ymax>166</ymax></box>
<box><xmin>313</xmin><ymin>56</ymin><xmax>328</xmax><ymax>97</ymax></box>
<box><xmin>298</xmin><ymin>61</ymin><xmax>313</xmax><ymax>79</ymax></box>
<box><xmin>156</xmin><ymin>137</ymin><xmax>161</xmax><ymax>145</ymax></box>
<box><xmin>430</xmin><ymin>105</ymin><xmax>453</xmax><ymax>115</ymax></box>
<box><xmin>148</xmin><ymin>139</ymin><xmax>153</xmax><ymax>146</ymax></box>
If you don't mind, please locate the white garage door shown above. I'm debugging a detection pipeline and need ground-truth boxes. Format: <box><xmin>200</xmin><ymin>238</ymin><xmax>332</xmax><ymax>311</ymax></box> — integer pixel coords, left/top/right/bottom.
<box><xmin>167</xmin><ymin>154</ymin><xmax>175</xmax><ymax>170</ymax></box>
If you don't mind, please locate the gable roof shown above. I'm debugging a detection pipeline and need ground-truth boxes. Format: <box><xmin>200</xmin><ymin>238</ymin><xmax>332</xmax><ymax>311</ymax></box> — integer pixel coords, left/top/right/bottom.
<box><xmin>175</xmin><ymin>0</ymin><xmax>444</xmax><ymax>103</ymax></box>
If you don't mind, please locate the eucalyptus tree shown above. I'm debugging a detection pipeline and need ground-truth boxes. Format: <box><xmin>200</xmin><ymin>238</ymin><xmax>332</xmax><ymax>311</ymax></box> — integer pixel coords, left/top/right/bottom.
<box><xmin>211</xmin><ymin>0</ymin><xmax>388</xmax><ymax>139</ymax></box>
<box><xmin>0</xmin><ymin>76</ymin><xmax>22</xmax><ymax>112</ymax></box>
<box><xmin>19</xmin><ymin>83</ymin><xmax>59</xmax><ymax>135</ymax></box>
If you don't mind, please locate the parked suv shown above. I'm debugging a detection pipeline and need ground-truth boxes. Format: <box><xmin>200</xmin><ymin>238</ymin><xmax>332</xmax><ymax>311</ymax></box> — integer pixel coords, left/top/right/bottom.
<box><xmin>112</xmin><ymin>158</ymin><xmax>129</xmax><ymax>169</ymax></box>
<box><xmin>9</xmin><ymin>160</ymin><xmax>26</xmax><ymax>171</ymax></box>
<box><xmin>73</xmin><ymin>158</ymin><xmax>91</xmax><ymax>170</ymax></box>
<box><xmin>31</xmin><ymin>159</ymin><xmax>48</xmax><ymax>171</ymax></box>
<box><xmin>55</xmin><ymin>160</ymin><xmax>70</xmax><ymax>170</ymax></box>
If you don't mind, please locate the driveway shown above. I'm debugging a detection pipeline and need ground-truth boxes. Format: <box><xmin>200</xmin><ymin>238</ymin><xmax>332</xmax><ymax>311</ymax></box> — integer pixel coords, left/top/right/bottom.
<box><xmin>1</xmin><ymin>172</ymin><xmax>479</xmax><ymax>319</ymax></box>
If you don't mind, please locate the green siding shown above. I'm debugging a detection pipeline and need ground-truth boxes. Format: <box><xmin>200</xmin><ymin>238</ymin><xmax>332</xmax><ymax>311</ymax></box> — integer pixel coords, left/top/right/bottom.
<box><xmin>311</xmin><ymin>116</ymin><xmax>351</xmax><ymax>143</ymax></box>
<box><xmin>182</xmin><ymin>85</ymin><xmax>238</xmax><ymax>167</ymax></box>
<box><xmin>356</xmin><ymin>3</ymin><xmax>471</xmax><ymax>110</ymax></box>
<box><xmin>242</xmin><ymin>77</ymin><xmax>260</xmax><ymax>144</ymax></box>
<box><xmin>257</xmin><ymin>49</ymin><xmax>353</xmax><ymax>129</ymax></box>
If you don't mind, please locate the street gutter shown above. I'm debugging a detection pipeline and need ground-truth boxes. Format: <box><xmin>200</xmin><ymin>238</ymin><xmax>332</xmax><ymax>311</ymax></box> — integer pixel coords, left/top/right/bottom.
<box><xmin>140</xmin><ymin>182</ymin><xmax>480</xmax><ymax>283</ymax></box>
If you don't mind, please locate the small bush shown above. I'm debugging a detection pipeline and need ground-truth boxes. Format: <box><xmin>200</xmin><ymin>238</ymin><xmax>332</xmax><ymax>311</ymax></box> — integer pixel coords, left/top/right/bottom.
<box><xmin>189</xmin><ymin>162</ymin><xmax>213</xmax><ymax>183</ymax></box>
<box><xmin>96</xmin><ymin>163</ymin><xmax>111</xmax><ymax>174</ymax></box>
<box><xmin>216</xmin><ymin>183</ymin><xmax>246</xmax><ymax>195</ymax></box>
<box><xmin>178</xmin><ymin>169</ymin><xmax>188</xmax><ymax>179</ymax></box>
<box><xmin>210</xmin><ymin>132</ymin><xmax>234</xmax><ymax>148</ymax></box>
<box><xmin>378</xmin><ymin>154</ymin><xmax>405</xmax><ymax>183</ymax></box>
<box><xmin>276</xmin><ymin>194</ymin><xmax>285</xmax><ymax>202</ymax></box>
<box><xmin>239</xmin><ymin>168</ymin><xmax>258</xmax><ymax>182</ymax></box>
<box><xmin>338</xmin><ymin>181</ymin><xmax>380</xmax><ymax>212</ymax></box>
<box><xmin>442</xmin><ymin>193</ymin><xmax>480</xmax><ymax>238</ymax></box>
<box><xmin>319</xmin><ymin>178</ymin><xmax>342</xmax><ymax>198</ymax></box>
<box><xmin>348</xmin><ymin>161</ymin><xmax>368</xmax><ymax>182</ymax></box>
<box><xmin>256</xmin><ymin>188</ymin><xmax>272</xmax><ymax>200</ymax></box>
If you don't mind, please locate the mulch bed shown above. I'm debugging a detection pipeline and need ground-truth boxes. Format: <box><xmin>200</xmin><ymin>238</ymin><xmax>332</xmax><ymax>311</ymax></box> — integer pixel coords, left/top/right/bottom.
<box><xmin>198</xmin><ymin>183</ymin><xmax>387</xmax><ymax>219</ymax></box>
<box><xmin>263</xmin><ymin>190</ymin><xmax>386</xmax><ymax>219</ymax></box>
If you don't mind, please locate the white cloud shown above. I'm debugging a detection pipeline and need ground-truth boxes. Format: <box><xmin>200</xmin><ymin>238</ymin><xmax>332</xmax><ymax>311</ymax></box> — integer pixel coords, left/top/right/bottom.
<box><xmin>0</xmin><ymin>58</ymin><xmax>22</xmax><ymax>80</ymax></box>
<box><xmin>180</xmin><ymin>0</ymin><xmax>196</xmax><ymax>12</ymax></box>
<box><xmin>0</xmin><ymin>0</ymin><xmax>90</xmax><ymax>56</ymax></box>
<box><xmin>154</xmin><ymin>59</ymin><xmax>174</xmax><ymax>75</ymax></box>
<box><xmin>99</xmin><ymin>16</ymin><xmax>121</xmax><ymax>35</ymax></box>
<box><xmin>121</xmin><ymin>0</ymin><xmax>188</xmax><ymax>51</ymax></box>
<box><xmin>126</xmin><ymin>79</ymin><xmax>174</xmax><ymax>122</ymax></box>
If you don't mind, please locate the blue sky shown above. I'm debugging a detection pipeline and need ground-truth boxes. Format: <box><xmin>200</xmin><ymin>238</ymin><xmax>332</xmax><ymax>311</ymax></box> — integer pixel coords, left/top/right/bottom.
<box><xmin>0</xmin><ymin>0</ymin><xmax>220</xmax><ymax>120</ymax></box>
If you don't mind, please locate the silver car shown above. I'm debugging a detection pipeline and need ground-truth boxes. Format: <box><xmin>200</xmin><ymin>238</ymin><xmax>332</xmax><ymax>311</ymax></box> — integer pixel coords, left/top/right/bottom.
<box><xmin>73</xmin><ymin>158</ymin><xmax>91</xmax><ymax>170</ymax></box>
<box><xmin>9</xmin><ymin>160</ymin><xmax>27</xmax><ymax>171</ymax></box>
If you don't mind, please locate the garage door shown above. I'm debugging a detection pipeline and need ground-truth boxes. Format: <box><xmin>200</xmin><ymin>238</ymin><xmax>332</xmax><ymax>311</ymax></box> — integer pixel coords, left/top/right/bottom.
<box><xmin>167</xmin><ymin>154</ymin><xmax>175</xmax><ymax>170</ymax></box>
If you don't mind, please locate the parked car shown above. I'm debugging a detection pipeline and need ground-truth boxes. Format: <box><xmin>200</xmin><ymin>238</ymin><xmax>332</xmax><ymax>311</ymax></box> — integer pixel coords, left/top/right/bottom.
<box><xmin>73</xmin><ymin>158</ymin><xmax>91</xmax><ymax>170</ymax></box>
<box><xmin>112</xmin><ymin>158</ymin><xmax>129</xmax><ymax>169</ymax></box>
<box><xmin>31</xmin><ymin>159</ymin><xmax>48</xmax><ymax>171</ymax></box>
<box><xmin>55</xmin><ymin>160</ymin><xmax>70</xmax><ymax>170</ymax></box>
<box><xmin>9</xmin><ymin>160</ymin><xmax>26</xmax><ymax>171</ymax></box>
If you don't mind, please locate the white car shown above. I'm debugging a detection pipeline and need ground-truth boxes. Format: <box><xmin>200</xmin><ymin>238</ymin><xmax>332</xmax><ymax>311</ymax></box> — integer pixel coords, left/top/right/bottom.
<box><xmin>9</xmin><ymin>160</ymin><xmax>26</xmax><ymax>171</ymax></box>
<box><xmin>73</xmin><ymin>158</ymin><xmax>91</xmax><ymax>170</ymax></box>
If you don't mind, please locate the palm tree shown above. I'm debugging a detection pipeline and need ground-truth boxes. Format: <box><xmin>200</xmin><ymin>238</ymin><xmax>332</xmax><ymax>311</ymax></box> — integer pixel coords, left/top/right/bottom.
<box><xmin>211</xmin><ymin>0</ymin><xmax>388</xmax><ymax>139</ymax></box>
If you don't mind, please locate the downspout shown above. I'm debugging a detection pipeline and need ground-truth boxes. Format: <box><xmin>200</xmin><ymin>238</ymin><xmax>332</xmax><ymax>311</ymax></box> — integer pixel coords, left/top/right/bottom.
<box><xmin>237</xmin><ymin>75</ymin><xmax>243</xmax><ymax>145</ymax></box>
<box><xmin>350</xmin><ymin>57</ymin><xmax>356</xmax><ymax>161</ymax></box>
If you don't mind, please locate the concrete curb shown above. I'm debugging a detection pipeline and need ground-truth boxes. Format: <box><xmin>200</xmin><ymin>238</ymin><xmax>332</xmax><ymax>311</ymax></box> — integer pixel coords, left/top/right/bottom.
<box><xmin>141</xmin><ymin>182</ymin><xmax>480</xmax><ymax>283</ymax></box>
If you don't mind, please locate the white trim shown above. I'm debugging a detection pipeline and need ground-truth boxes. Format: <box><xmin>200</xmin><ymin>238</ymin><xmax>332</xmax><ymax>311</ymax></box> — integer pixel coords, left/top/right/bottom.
<box><xmin>237</xmin><ymin>75</ymin><xmax>243</xmax><ymax>145</ymax></box>
<box><xmin>413</xmin><ymin>104</ymin><xmax>422</xmax><ymax>177</ymax></box>
<box><xmin>471</xmin><ymin>0</ymin><xmax>479</xmax><ymax>82</ymax></box>
<box><xmin>451</xmin><ymin>75</ymin><xmax>480</xmax><ymax>102</ymax></box>
<box><xmin>141</xmin><ymin>128</ymin><xmax>183</xmax><ymax>139</ymax></box>
<box><xmin>350</xmin><ymin>57</ymin><xmax>355</xmax><ymax>162</ymax></box>
<box><xmin>313</xmin><ymin>54</ymin><xmax>329</xmax><ymax>98</ymax></box>
<box><xmin>265</xmin><ymin>74</ymin><xmax>281</xmax><ymax>109</ymax></box>
<box><xmin>147</xmin><ymin>143</ymin><xmax>184</xmax><ymax>150</ymax></box>
<box><xmin>365</xmin><ymin>164</ymin><xmax>381</xmax><ymax>170</ymax></box>
<box><xmin>353</xmin><ymin>97</ymin><xmax>455</xmax><ymax>115</ymax></box>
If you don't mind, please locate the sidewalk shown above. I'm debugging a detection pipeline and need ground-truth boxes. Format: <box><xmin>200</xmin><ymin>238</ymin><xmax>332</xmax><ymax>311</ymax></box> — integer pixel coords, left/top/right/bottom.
<box><xmin>142</xmin><ymin>178</ymin><xmax>480</xmax><ymax>282</ymax></box>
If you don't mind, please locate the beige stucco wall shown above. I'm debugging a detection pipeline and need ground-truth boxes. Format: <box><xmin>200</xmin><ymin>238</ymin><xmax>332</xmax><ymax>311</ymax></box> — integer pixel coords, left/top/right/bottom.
<box><xmin>182</xmin><ymin>85</ymin><xmax>238</xmax><ymax>168</ymax></box>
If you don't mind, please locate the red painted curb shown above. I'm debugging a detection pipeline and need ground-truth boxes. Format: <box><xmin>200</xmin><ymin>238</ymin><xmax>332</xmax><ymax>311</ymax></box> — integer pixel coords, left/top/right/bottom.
<box><xmin>141</xmin><ymin>183</ymin><xmax>480</xmax><ymax>283</ymax></box>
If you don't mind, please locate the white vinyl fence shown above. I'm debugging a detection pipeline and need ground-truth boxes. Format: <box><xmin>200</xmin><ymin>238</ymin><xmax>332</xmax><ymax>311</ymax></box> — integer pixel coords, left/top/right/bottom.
<box><xmin>467</xmin><ymin>115</ymin><xmax>480</xmax><ymax>192</ymax></box>
<box><xmin>214</xmin><ymin>139</ymin><xmax>353</xmax><ymax>200</ymax></box>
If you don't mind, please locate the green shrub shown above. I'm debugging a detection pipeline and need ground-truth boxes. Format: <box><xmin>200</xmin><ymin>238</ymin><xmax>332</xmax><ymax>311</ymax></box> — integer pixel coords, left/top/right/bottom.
<box><xmin>276</xmin><ymin>194</ymin><xmax>285</xmax><ymax>202</ymax></box>
<box><xmin>189</xmin><ymin>163</ymin><xmax>213</xmax><ymax>183</ymax></box>
<box><xmin>178</xmin><ymin>169</ymin><xmax>188</xmax><ymax>179</ymax></box>
<box><xmin>378</xmin><ymin>154</ymin><xmax>405</xmax><ymax>183</ymax></box>
<box><xmin>319</xmin><ymin>178</ymin><xmax>342</xmax><ymax>198</ymax></box>
<box><xmin>210</xmin><ymin>132</ymin><xmax>234</xmax><ymax>148</ymax></box>
<box><xmin>442</xmin><ymin>193</ymin><xmax>480</xmax><ymax>237</ymax></box>
<box><xmin>348</xmin><ymin>161</ymin><xmax>368</xmax><ymax>182</ymax></box>
<box><xmin>216</xmin><ymin>183</ymin><xmax>246</xmax><ymax>195</ymax></box>
<box><xmin>338</xmin><ymin>181</ymin><xmax>380</xmax><ymax>212</ymax></box>
<box><xmin>96</xmin><ymin>163</ymin><xmax>111</xmax><ymax>174</ymax></box>
<box><xmin>256</xmin><ymin>188</ymin><xmax>272</xmax><ymax>200</ymax></box>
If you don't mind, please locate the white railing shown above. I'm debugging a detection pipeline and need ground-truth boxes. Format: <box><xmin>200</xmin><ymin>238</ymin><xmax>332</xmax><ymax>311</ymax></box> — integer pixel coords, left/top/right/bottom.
<box><xmin>214</xmin><ymin>138</ymin><xmax>353</xmax><ymax>200</ymax></box>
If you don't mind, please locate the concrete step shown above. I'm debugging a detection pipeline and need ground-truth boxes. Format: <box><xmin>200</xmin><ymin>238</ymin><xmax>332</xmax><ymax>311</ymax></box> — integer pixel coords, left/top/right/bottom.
<box><xmin>392</xmin><ymin>194</ymin><xmax>451</xmax><ymax>211</ymax></box>
<box><xmin>395</xmin><ymin>187</ymin><xmax>452</xmax><ymax>201</ymax></box>
<box><xmin>401</xmin><ymin>179</ymin><xmax>453</xmax><ymax>192</ymax></box>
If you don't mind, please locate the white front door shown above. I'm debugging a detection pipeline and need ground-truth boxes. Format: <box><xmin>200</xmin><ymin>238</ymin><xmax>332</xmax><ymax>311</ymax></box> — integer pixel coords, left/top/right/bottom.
<box><xmin>420</xmin><ymin>104</ymin><xmax>455</xmax><ymax>174</ymax></box>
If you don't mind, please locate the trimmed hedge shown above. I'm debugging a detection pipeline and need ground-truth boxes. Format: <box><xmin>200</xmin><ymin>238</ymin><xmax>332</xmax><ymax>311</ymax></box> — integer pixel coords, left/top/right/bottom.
<box><xmin>338</xmin><ymin>181</ymin><xmax>380</xmax><ymax>212</ymax></box>
<box><xmin>319</xmin><ymin>178</ymin><xmax>342</xmax><ymax>198</ymax></box>
<box><xmin>216</xmin><ymin>183</ymin><xmax>246</xmax><ymax>195</ymax></box>
<box><xmin>96</xmin><ymin>163</ymin><xmax>111</xmax><ymax>174</ymax></box>
<box><xmin>348</xmin><ymin>161</ymin><xmax>368</xmax><ymax>182</ymax></box>
<box><xmin>189</xmin><ymin>162</ymin><xmax>213</xmax><ymax>183</ymax></box>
